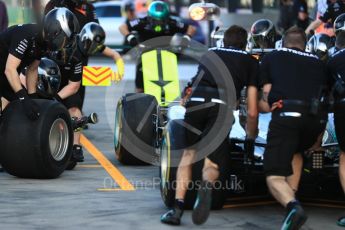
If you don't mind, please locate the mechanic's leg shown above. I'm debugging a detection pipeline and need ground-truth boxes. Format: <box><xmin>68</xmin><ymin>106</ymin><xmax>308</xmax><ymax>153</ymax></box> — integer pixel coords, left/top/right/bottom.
<box><xmin>267</xmin><ymin>175</ymin><xmax>307</xmax><ymax>229</ymax></box>
<box><xmin>69</xmin><ymin>107</ymin><xmax>84</xmax><ymax>162</ymax></box>
<box><xmin>287</xmin><ymin>153</ymin><xmax>303</xmax><ymax>193</ymax></box>
<box><xmin>161</xmin><ymin>149</ymin><xmax>196</xmax><ymax>225</ymax></box>
<box><xmin>267</xmin><ymin>176</ymin><xmax>295</xmax><ymax>207</ymax></box>
<box><xmin>192</xmin><ymin>158</ymin><xmax>219</xmax><ymax>225</ymax></box>
<box><xmin>339</xmin><ymin>152</ymin><xmax>345</xmax><ymax>193</ymax></box>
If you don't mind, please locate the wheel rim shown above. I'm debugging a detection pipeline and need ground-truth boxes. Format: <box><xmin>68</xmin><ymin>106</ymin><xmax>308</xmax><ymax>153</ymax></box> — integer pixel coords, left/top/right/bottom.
<box><xmin>114</xmin><ymin>102</ymin><xmax>122</xmax><ymax>149</ymax></box>
<box><xmin>49</xmin><ymin>118</ymin><xmax>69</xmax><ymax>161</ymax></box>
<box><xmin>160</xmin><ymin>131</ymin><xmax>170</xmax><ymax>196</ymax></box>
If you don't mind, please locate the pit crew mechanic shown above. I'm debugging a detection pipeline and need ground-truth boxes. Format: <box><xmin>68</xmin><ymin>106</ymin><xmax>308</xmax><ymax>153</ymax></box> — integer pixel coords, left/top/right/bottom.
<box><xmin>306</xmin><ymin>0</ymin><xmax>345</xmax><ymax>36</ymax></box>
<box><xmin>0</xmin><ymin>7</ymin><xmax>78</xmax><ymax>119</ymax></box>
<box><xmin>327</xmin><ymin>30</ymin><xmax>345</xmax><ymax>227</ymax></box>
<box><xmin>119</xmin><ymin>0</ymin><xmax>196</xmax><ymax>92</ymax></box>
<box><xmin>45</xmin><ymin>22</ymin><xmax>123</xmax><ymax>163</ymax></box>
<box><xmin>161</xmin><ymin>25</ymin><xmax>259</xmax><ymax>226</ymax></box>
<box><xmin>44</xmin><ymin>0</ymin><xmax>125</xmax><ymax>107</ymax></box>
<box><xmin>260</xmin><ymin>27</ymin><xmax>331</xmax><ymax>230</ymax></box>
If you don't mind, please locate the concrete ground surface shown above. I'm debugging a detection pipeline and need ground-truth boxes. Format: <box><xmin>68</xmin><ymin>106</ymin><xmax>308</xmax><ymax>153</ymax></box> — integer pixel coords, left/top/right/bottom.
<box><xmin>0</xmin><ymin>58</ymin><xmax>344</xmax><ymax>230</ymax></box>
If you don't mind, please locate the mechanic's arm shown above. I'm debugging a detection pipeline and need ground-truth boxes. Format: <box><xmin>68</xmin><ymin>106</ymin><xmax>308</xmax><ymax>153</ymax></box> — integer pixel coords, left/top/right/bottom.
<box><xmin>305</xmin><ymin>19</ymin><xmax>322</xmax><ymax>35</ymax></box>
<box><xmin>26</xmin><ymin>60</ymin><xmax>40</xmax><ymax>94</ymax></box>
<box><xmin>102</xmin><ymin>47</ymin><xmax>125</xmax><ymax>80</ymax></box>
<box><xmin>119</xmin><ymin>23</ymin><xmax>130</xmax><ymax>36</ymax></box>
<box><xmin>259</xmin><ymin>84</ymin><xmax>272</xmax><ymax>112</ymax></box>
<box><xmin>4</xmin><ymin>54</ymin><xmax>24</xmax><ymax>93</ymax></box>
<box><xmin>186</xmin><ymin>25</ymin><xmax>196</xmax><ymax>37</ymax></box>
<box><xmin>57</xmin><ymin>81</ymin><xmax>81</xmax><ymax>100</ymax></box>
<box><xmin>246</xmin><ymin>85</ymin><xmax>258</xmax><ymax>139</ymax></box>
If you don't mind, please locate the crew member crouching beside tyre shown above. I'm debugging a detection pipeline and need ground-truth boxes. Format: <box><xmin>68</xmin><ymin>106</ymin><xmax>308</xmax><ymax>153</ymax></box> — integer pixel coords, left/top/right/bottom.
<box><xmin>259</xmin><ymin>27</ymin><xmax>331</xmax><ymax>230</ymax></box>
<box><xmin>327</xmin><ymin>30</ymin><xmax>345</xmax><ymax>227</ymax></box>
<box><xmin>48</xmin><ymin>22</ymin><xmax>124</xmax><ymax>167</ymax></box>
<box><xmin>0</xmin><ymin>8</ymin><xmax>79</xmax><ymax>172</ymax></box>
<box><xmin>161</xmin><ymin>25</ymin><xmax>259</xmax><ymax>226</ymax></box>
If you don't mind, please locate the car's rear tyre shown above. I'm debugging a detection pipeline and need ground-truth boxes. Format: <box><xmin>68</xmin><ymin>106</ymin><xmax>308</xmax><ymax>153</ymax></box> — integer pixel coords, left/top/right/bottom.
<box><xmin>114</xmin><ymin>93</ymin><xmax>157</xmax><ymax>165</ymax></box>
<box><xmin>0</xmin><ymin>99</ymin><xmax>73</xmax><ymax>179</ymax></box>
<box><xmin>160</xmin><ymin>119</ymin><xmax>228</xmax><ymax>210</ymax></box>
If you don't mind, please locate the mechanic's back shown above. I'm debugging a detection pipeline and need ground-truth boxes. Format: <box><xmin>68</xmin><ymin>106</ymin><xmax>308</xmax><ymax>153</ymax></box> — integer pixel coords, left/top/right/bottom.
<box><xmin>260</xmin><ymin>42</ymin><xmax>329</xmax><ymax>105</ymax></box>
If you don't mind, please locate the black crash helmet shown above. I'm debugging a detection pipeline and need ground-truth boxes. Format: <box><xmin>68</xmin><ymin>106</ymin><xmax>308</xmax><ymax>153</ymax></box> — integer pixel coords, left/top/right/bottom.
<box><xmin>306</xmin><ymin>34</ymin><xmax>334</xmax><ymax>61</ymax></box>
<box><xmin>43</xmin><ymin>7</ymin><xmax>80</xmax><ymax>51</ymax></box>
<box><xmin>37</xmin><ymin>58</ymin><xmax>61</xmax><ymax>98</ymax></box>
<box><xmin>78</xmin><ymin>22</ymin><xmax>106</xmax><ymax>55</ymax></box>
<box><xmin>250</xmin><ymin>19</ymin><xmax>276</xmax><ymax>49</ymax></box>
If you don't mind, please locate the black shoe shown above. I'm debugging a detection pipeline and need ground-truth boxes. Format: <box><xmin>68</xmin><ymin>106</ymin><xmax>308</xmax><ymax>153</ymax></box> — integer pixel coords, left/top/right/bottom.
<box><xmin>71</xmin><ymin>145</ymin><xmax>84</xmax><ymax>162</ymax></box>
<box><xmin>0</xmin><ymin>165</ymin><xmax>4</xmax><ymax>172</ymax></box>
<box><xmin>161</xmin><ymin>207</ymin><xmax>183</xmax><ymax>226</ymax></box>
<box><xmin>192</xmin><ymin>181</ymin><xmax>213</xmax><ymax>225</ymax></box>
<box><xmin>281</xmin><ymin>204</ymin><xmax>307</xmax><ymax>230</ymax></box>
<box><xmin>337</xmin><ymin>216</ymin><xmax>345</xmax><ymax>227</ymax></box>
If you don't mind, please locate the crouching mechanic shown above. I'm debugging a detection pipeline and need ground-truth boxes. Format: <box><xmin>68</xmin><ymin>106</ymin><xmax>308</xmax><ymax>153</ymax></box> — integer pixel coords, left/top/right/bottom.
<box><xmin>45</xmin><ymin>0</ymin><xmax>125</xmax><ymax>109</ymax></box>
<box><xmin>260</xmin><ymin>27</ymin><xmax>331</xmax><ymax>230</ymax></box>
<box><xmin>48</xmin><ymin>22</ymin><xmax>123</xmax><ymax>163</ymax></box>
<box><xmin>161</xmin><ymin>25</ymin><xmax>259</xmax><ymax>226</ymax></box>
<box><xmin>327</xmin><ymin>30</ymin><xmax>345</xmax><ymax>227</ymax></box>
<box><xmin>0</xmin><ymin>7</ymin><xmax>78</xmax><ymax>119</ymax></box>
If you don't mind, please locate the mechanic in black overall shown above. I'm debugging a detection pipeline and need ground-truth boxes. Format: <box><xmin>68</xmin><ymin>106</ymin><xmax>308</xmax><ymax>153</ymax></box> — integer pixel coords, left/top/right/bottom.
<box><xmin>260</xmin><ymin>27</ymin><xmax>331</xmax><ymax>230</ymax></box>
<box><xmin>119</xmin><ymin>0</ymin><xmax>195</xmax><ymax>92</ymax></box>
<box><xmin>0</xmin><ymin>8</ymin><xmax>78</xmax><ymax>171</ymax></box>
<box><xmin>161</xmin><ymin>25</ymin><xmax>259</xmax><ymax>226</ymax></box>
<box><xmin>0</xmin><ymin>7</ymin><xmax>78</xmax><ymax>117</ymax></box>
<box><xmin>45</xmin><ymin>22</ymin><xmax>121</xmax><ymax>163</ymax></box>
<box><xmin>44</xmin><ymin>0</ymin><xmax>125</xmax><ymax>107</ymax></box>
<box><xmin>306</xmin><ymin>0</ymin><xmax>345</xmax><ymax>35</ymax></box>
<box><xmin>327</xmin><ymin>30</ymin><xmax>345</xmax><ymax>227</ymax></box>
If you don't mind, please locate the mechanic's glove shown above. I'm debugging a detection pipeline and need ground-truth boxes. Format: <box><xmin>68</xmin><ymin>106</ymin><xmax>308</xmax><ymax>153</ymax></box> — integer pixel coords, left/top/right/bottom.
<box><xmin>244</xmin><ymin>137</ymin><xmax>255</xmax><ymax>157</ymax></box>
<box><xmin>113</xmin><ymin>58</ymin><xmax>125</xmax><ymax>82</ymax></box>
<box><xmin>16</xmin><ymin>89</ymin><xmax>40</xmax><ymax>121</ymax></box>
<box><xmin>126</xmin><ymin>33</ymin><xmax>139</xmax><ymax>47</ymax></box>
<box><xmin>54</xmin><ymin>93</ymin><xmax>63</xmax><ymax>103</ymax></box>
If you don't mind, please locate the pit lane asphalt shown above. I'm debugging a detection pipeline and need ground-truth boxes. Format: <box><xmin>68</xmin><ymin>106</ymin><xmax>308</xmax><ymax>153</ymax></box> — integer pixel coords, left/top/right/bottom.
<box><xmin>0</xmin><ymin>58</ymin><xmax>343</xmax><ymax>230</ymax></box>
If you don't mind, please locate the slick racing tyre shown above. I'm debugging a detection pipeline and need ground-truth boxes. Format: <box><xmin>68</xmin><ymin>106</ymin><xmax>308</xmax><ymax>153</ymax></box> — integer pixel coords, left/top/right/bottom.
<box><xmin>0</xmin><ymin>99</ymin><xmax>73</xmax><ymax>179</ymax></box>
<box><xmin>160</xmin><ymin>119</ymin><xmax>228</xmax><ymax>210</ymax></box>
<box><xmin>114</xmin><ymin>93</ymin><xmax>157</xmax><ymax>165</ymax></box>
<box><xmin>66</xmin><ymin>161</ymin><xmax>77</xmax><ymax>170</ymax></box>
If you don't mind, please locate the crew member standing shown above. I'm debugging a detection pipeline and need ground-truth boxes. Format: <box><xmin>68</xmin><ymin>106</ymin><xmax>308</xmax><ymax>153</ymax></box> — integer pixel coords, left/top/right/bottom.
<box><xmin>161</xmin><ymin>25</ymin><xmax>259</xmax><ymax>226</ymax></box>
<box><xmin>327</xmin><ymin>30</ymin><xmax>345</xmax><ymax>228</ymax></box>
<box><xmin>260</xmin><ymin>27</ymin><xmax>331</xmax><ymax>230</ymax></box>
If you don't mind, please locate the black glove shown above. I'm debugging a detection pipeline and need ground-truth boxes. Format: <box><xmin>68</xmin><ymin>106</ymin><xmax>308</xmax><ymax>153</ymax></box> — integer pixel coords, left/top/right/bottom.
<box><xmin>126</xmin><ymin>33</ymin><xmax>139</xmax><ymax>47</ymax></box>
<box><xmin>244</xmin><ymin>137</ymin><xmax>255</xmax><ymax>158</ymax></box>
<box><xmin>16</xmin><ymin>89</ymin><xmax>40</xmax><ymax>121</ymax></box>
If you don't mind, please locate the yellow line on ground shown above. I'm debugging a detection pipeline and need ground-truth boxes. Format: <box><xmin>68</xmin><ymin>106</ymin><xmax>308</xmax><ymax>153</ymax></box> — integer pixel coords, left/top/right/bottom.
<box><xmin>223</xmin><ymin>201</ymin><xmax>277</xmax><ymax>209</ymax></box>
<box><xmin>77</xmin><ymin>164</ymin><xmax>103</xmax><ymax>168</ymax></box>
<box><xmin>80</xmin><ymin>134</ymin><xmax>135</xmax><ymax>191</ymax></box>
<box><xmin>303</xmin><ymin>202</ymin><xmax>345</xmax><ymax>209</ymax></box>
<box><xmin>97</xmin><ymin>188</ymin><xmax>129</xmax><ymax>192</ymax></box>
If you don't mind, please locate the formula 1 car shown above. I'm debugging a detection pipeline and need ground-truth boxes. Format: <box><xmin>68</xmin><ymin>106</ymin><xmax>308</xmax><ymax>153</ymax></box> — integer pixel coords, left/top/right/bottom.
<box><xmin>159</xmin><ymin>106</ymin><xmax>344</xmax><ymax>209</ymax></box>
